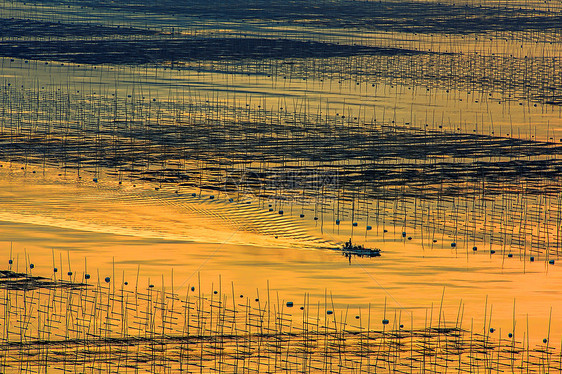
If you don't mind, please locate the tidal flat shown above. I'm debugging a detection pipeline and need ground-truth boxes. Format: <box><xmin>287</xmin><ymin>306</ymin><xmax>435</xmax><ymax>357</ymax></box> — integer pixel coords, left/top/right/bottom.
<box><xmin>1</xmin><ymin>0</ymin><xmax>562</xmax><ymax>372</ymax></box>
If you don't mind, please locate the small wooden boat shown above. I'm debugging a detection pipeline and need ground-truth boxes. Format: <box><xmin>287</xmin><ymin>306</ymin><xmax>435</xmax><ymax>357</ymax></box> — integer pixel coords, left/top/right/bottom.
<box><xmin>336</xmin><ymin>239</ymin><xmax>381</xmax><ymax>259</ymax></box>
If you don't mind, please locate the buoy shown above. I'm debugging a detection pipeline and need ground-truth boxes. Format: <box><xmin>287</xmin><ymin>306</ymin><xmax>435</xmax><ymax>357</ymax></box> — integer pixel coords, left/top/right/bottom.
<box><xmin>473</xmin><ymin>247</ymin><xmax>477</xmax><ymax>251</ymax></box>
<box><xmin>228</xmin><ymin>198</ymin><xmax>233</xmax><ymax>202</ymax></box>
<box><xmin>399</xmin><ymin>324</ymin><xmax>404</xmax><ymax>328</ymax></box>
<box><xmin>300</xmin><ymin>306</ymin><xmax>304</xmax><ymax>310</ymax></box>
<box><xmin>104</xmin><ymin>277</ymin><xmax>111</xmax><ymax>283</ymax></box>
<box><xmin>383</xmin><ymin>229</ymin><xmax>388</xmax><ymax>233</ymax></box>
<box><xmin>549</xmin><ymin>260</ymin><xmax>555</xmax><ymax>265</ymax></box>
<box><xmin>209</xmin><ymin>195</ymin><xmax>214</xmax><ymax>199</ymax></box>
<box><xmin>530</xmin><ymin>256</ymin><xmax>535</xmax><ymax>262</ymax></box>
<box><xmin>124</xmin><ymin>282</ymin><xmax>128</xmax><ymax>285</ymax></box>
<box><xmin>8</xmin><ymin>260</ymin><xmax>12</xmax><ymax>265</ymax></box>
<box><xmin>286</xmin><ymin>301</ymin><xmax>294</xmax><ymax>307</ymax></box>
<box><xmin>508</xmin><ymin>253</ymin><xmax>513</xmax><ymax>258</ymax></box>
<box><xmin>300</xmin><ymin>214</ymin><xmax>304</xmax><ymax>218</ymax></box>
<box><xmin>67</xmin><ymin>271</ymin><xmax>72</xmax><ymax>276</ymax></box>
<box><xmin>149</xmin><ymin>284</ymin><xmax>154</xmax><ymax>288</ymax></box>
<box><xmin>53</xmin><ymin>268</ymin><xmax>58</xmax><ymax>273</ymax></box>
<box><xmin>93</xmin><ymin>178</ymin><xmax>98</xmax><ymax>182</ymax></box>
<box><xmin>85</xmin><ymin>274</ymin><xmax>90</xmax><ymax>279</ymax></box>
<box><xmin>336</xmin><ymin>220</ymin><xmax>340</xmax><ymax>225</ymax></box>
<box><xmin>382</xmin><ymin>319</ymin><xmax>389</xmax><ymax>325</ymax></box>
<box><xmin>327</xmin><ymin>310</ymin><xmax>333</xmax><ymax>315</ymax></box>
<box><xmin>269</xmin><ymin>208</ymin><xmax>273</xmax><ymax>212</ymax></box>
<box><xmin>192</xmin><ymin>193</ymin><xmax>196</xmax><ymax>197</ymax></box>
<box><xmin>402</xmin><ymin>232</ymin><xmax>406</xmax><ymax>237</ymax></box>
<box><xmin>490</xmin><ymin>328</ymin><xmax>495</xmax><ymax>333</ymax></box>
<box><xmin>278</xmin><ymin>210</ymin><xmax>283</xmax><ymax>215</ymax></box>
<box><xmin>543</xmin><ymin>338</ymin><xmax>548</xmax><ymax>343</ymax></box>
<box><xmin>213</xmin><ymin>290</ymin><xmax>218</xmax><ymax>294</ymax></box>
<box><xmin>408</xmin><ymin>237</ymin><xmax>412</xmax><ymax>240</ymax></box>
<box><xmin>255</xmin><ymin>298</ymin><xmax>259</xmax><ymax>302</ymax></box>
<box><xmin>508</xmin><ymin>333</ymin><xmax>513</xmax><ymax>338</ymax></box>
<box><xmin>355</xmin><ymin>316</ymin><xmax>360</xmax><ymax>319</ymax></box>
<box><xmin>191</xmin><ymin>286</ymin><xmax>195</xmax><ymax>291</ymax></box>
<box><xmin>367</xmin><ymin>226</ymin><xmax>372</xmax><ymax>230</ymax></box>
<box><xmin>451</xmin><ymin>242</ymin><xmax>456</xmax><ymax>248</ymax></box>
<box><xmin>433</xmin><ymin>239</ymin><xmax>437</xmax><ymax>243</ymax></box>
<box><xmin>352</xmin><ymin>222</ymin><xmax>358</xmax><ymax>227</ymax></box>
<box><xmin>29</xmin><ymin>264</ymin><xmax>34</xmax><ymax>269</ymax></box>
<box><xmin>490</xmin><ymin>250</ymin><xmax>495</xmax><ymax>254</ymax></box>
<box><xmin>314</xmin><ymin>217</ymin><xmax>318</xmax><ymax>220</ymax></box>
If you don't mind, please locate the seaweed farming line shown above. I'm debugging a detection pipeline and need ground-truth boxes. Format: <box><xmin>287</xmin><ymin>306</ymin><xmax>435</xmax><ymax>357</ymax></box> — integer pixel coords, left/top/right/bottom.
<box><xmin>0</xmin><ymin>82</ymin><xmax>559</xmax><ymax>192</ymax></box>
<box><xmin>1</xmin><ymin>0</ymin><xmax>562</xmax><ymax>38</ymax></box>
<box><xmin>0</xmin><ymin>15</ymin><xmax>560</xmax><ymax>73</ymax></box>
<box><xmin>0</xmin><ymin>271</ymin><xmax>560</xmax><ymax>373</ymax></box>
<box><xmin>200</xmin><ymin>53</ymin><xmax>562</xmax><ymax>107</ymax></box>
<box><xmin>1</xmin><ymin>34</ymin><xmax>562</xmax><ymax>108</ymax></box>
<box><xmin>1</xmin><ymin>103</ymin><xmax>560</xmax><ymax>201</ymax></box>
<box><xmin>348</xmin><ymin>192</ymin><xmax>562</xmax><ymax>260</ymax></box>
<box><xmin>2</xmin><ymin>159</ymin><xmax>561</xmax><ymax>263</ymax></box>
<box><xmin>1</xmin><ymin>80</ymin><xmax>561</xmax><ymax>258</ymax></box>
<box><xmin>3</xmin><ymin>58</ymin><xmax>561</xmax><ymax>133</ymax></box>
<box><xmin>1</xmin><ymin>0</ymin><xmax>562</xmax><ymax>108</ymax></box>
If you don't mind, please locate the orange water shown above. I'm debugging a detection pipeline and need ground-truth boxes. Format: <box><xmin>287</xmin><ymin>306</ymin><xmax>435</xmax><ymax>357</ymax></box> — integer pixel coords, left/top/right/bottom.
<box><xmin>1</xmin><ymin>162</ymin><xmax>560</xmax><ymax>345</ymax></box>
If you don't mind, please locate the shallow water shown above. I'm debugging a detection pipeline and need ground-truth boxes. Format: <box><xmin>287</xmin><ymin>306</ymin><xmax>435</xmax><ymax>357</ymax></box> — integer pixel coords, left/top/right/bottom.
<box><xmin>1</xmin><ymin>0</ymin><xmax>562</xmax><ymax>365</ymax></box>
<box><xmin>1</xmin><ymin>162</ymin><xmax>561</xmax><ymax>346</ymax></box>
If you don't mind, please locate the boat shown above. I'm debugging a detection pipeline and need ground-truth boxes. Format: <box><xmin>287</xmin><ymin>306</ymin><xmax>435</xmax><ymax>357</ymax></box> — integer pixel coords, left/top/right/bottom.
<box><xmin>338</xmin><ymin>239</ymin><xmax>381</xmax><ymax>258</ymax></box>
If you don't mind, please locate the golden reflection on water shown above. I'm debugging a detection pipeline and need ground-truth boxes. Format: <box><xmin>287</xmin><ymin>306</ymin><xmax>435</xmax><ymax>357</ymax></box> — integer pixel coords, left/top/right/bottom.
<box><xmin>1</xmin><ymin>162</ymin><xmax>561</xmax><ymax>345</ymax></box>
<box><xmin>0</xmin><ymin>1</ymin><xmax>561</xmax><ymax>357</ymax></box>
